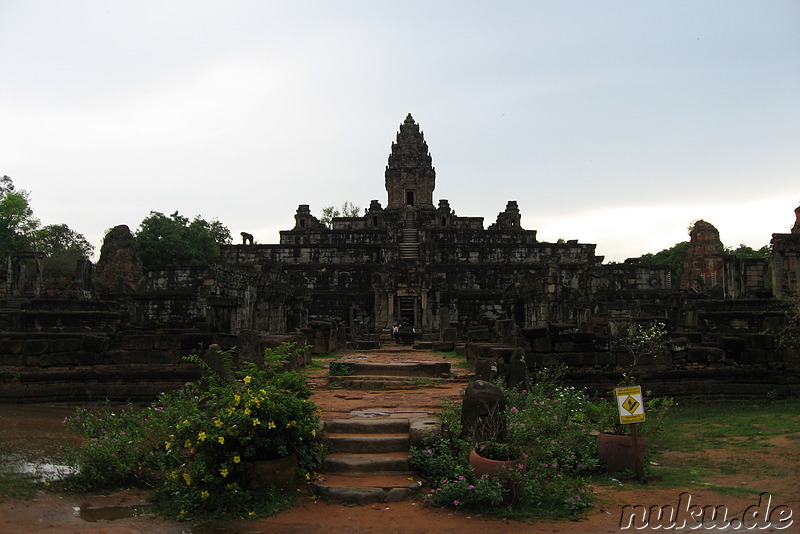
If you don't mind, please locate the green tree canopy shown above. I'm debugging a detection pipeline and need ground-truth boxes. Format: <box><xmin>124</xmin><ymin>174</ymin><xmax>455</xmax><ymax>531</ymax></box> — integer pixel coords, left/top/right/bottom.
<box><xmin>319</xmin><ymin>202</ymin><xmax>362</xmax><ymax>228</ymax></box>
<box><xmin>724</xmin><ymin>243</ymin><xmax>771</xmax><ymax>261</ymax></box>
<box><xmin>0</xmin><ymin>175</ymin><xmax>39</xmax><ymax>260</ymax></box>
<box><xmin>639</xmin><ymin>241</ymin><xmax>690</xmax><ymax>283</ymax></box>
<box><xmin>33</xmin><ymin>224</ymin><xmax>94</xmax><ymax>258</ymax></box>
<box><xmin>134</xmin><ymin>211</ymin><xmax>232</xmax><ymax>270</ymax></box>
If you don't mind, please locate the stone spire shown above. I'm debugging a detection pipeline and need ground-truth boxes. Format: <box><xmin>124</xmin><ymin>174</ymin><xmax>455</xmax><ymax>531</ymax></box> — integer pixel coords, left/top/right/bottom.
<box><xmin>680</xmin><ymin>220</ymin><xmax>724</xmax><ymax>293</ymax></box>
<box><xmin>791</xmin><ymin>204</ymin><xmax>800</xmax><ymax>234</ymax></box>
<box><xmin>384</xmin><ymin>114</ymin><xmax>436</xmax><ymax>210</ymax></box>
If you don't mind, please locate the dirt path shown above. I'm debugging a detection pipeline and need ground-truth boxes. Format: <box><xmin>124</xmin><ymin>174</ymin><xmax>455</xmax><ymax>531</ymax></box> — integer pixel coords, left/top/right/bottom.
<box><xmin>1</xmin><ymin>348</ymin><xmax>798</xmax><ymax>533</ymax></box>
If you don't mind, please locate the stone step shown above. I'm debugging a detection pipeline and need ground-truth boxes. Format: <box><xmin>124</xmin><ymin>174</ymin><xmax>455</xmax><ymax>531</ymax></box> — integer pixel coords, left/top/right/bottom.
<box><xmin>327</xmin><ymin>376</ymin><xmax>446</xmax><ymax>390</ymax></box>
<box><xmin>331</xmin><ymin>361</ymin><xmax>450</xmax><ymax>378</ymax></box>
<box><xmin>312</xmin><ymin>473</ymin><xmax>423</xmax><ymax>505</ymax></box>
<box><xmin>325</xmin><ymin>433</ymin><xmax>409</xmax><ymax>453</ymax></box>
<box><xmin>325</xmin><ymin>418</ymin><xmax>410</xmax><ymax>434</ymax></box>
<box><xmin>323</xmin><ymin>452</ymin><xmax>410</xmax><ymax>473</ymax></box>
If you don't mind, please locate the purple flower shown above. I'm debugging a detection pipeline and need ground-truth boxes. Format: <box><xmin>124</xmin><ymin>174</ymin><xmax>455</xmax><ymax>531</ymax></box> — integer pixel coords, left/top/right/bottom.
<box><xmin>467</xmin><ymin>485</ymin><xmax>474</xmax><ymax>490</ymax></box>
<box><xmin>510</xmin><ymin>407</ymin><xmax>519</xmax><ymax>413</ymax></box>
<box><xmin>453</xmin><ymin>500</ymin><xmax>460</xmax><ymax>506</ymax></box>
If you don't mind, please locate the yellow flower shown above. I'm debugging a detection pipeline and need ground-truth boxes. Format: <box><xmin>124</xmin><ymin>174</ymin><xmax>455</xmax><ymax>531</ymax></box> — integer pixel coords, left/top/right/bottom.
<box><xmin>243</xmin><ymin>408</ymin><xmax>251</xmax><ymax>415</ymax></box>
<box><xmin>267</xmin><ymin>421</ymin><xmax>276</xmax><ymax>429</ymax></box>
<box><xmin>226</xmin><ymin>407</ymin><xmax>236</xmax><ymax>415</ymax></box>
<box><xmin>198</xmin><ymin>431</ymin><xmax>207</xmax><ymax>441</ymax></box>
<box><xmin>233</xmin><ymin>455</ymin><xmax>241</xmax><ymax>463</ymax></box>
<box><xmin>165</xmin><ymin>441</ymin><xmax>173</xmax><ymax>450</ymax></box>
<box><xmin>201</xmin><ymin>490</ymin><xmax>209</xmax><ymax>499</ymax></box>
<box><xmin>311</xmin><ymin>429</ymin><xmax>317</xmax><ymax>437</ymax></box>
<box><xmin>252</xmin><ymin>418</ymin><xmax>261</xmax><ymax>426</ymax></box>
<box><xmin>213</xmin><ymin>418</ymin><xmax>224</xmax><ymax>428</ymax></box>
<box><xmin>184</xmin><ymin>439</ymin><xmax>192</xmax><ymax>448</ymax></box>
<box><xmin>248</xmin><ymin>511</ymin><xmax>256</xmax><ymax>517</ymax></box>
<box><xmin>220</xmin><ymin>468</ymin><xmax>229</xmax><ymax>477</ymax></box>
<box><xmin>243</xmin><ymin>375</ymin><xmax>252</xmax><ymax>384</ymax></box>
<box><xmin>234</xmin><ymin>394</ymin><xmax>241</xmax><ymax>405</ymax></box>
<box><xmin>183</xmin><ymin>472</ymin><xmax>192</xmax><ymax>486</ymax></box>
<box><xmin>169</xmin><ymin>471</ymin><xmax>178</xmax><ymax>479</ymax></box>
<box><xmin>218</xmin><ymin>436</ymin><xmax>225</xmax><ymax>444</ymax></box>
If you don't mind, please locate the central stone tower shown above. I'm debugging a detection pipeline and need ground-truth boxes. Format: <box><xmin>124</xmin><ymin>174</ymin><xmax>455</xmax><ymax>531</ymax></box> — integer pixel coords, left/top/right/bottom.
<box><xmin>384</xmin><ymin>114</ymin><xmax>436</xmax><ymax>210</ymax></box>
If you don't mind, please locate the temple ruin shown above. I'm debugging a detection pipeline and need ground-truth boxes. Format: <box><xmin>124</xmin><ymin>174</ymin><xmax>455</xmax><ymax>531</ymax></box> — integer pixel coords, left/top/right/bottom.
<box><xmin>1</xmin><ymin>114</ymin><xmax>798</xmax><ymax>400</ymax></box>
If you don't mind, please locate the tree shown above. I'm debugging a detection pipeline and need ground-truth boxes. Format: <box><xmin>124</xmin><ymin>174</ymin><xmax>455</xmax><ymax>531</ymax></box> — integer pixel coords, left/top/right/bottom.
<box><xmin>639</xmin><ymin>241</ymin><xmax>690</xmax><ymax>283</ymax></box>
<box><xmin>724</xmin><ymin>243</ymin><xmax>771</xmax><ymax>261</ymax></box>
<box><xmin>33</xmin><ymin>223</ymin><xmax>95</xmax><ymax>277</ymax></box>
<box><xmin>319</xmin><ymin>202</ymin><xmax>362</xmax><ymax>228</ymax></box>
<box><xmin>0</xmin><ymin>175</ymin><xmax>39</xmax><ymax>260</ymax></box>
<box><xmin>33</xmin><ymin>224</ymin><xmax>94</xmax><ymax>258</ymax></box>
<box><xmin>134</xmin><ymin>211</ymin><xmax>232</xmax><ymax>270</ymax></box>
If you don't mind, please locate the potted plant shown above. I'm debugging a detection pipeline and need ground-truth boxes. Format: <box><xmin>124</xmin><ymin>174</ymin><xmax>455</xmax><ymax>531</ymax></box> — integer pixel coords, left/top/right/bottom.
<box><xmin>467</xmin><ymin>401</ymin><xmax>522</xmax><ymax>477</ymax></box>
<box><xmin>592</xmin><ymin>321</ymin><xmax>674</xmax><ymax>474</ymax></box>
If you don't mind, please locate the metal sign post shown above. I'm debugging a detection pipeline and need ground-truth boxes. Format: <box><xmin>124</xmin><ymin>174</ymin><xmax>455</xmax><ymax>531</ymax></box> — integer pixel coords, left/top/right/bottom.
<box><xmin>615</xmin><ymin>385</ymin><xmax>646</xmax><ymax>482</ymax></box>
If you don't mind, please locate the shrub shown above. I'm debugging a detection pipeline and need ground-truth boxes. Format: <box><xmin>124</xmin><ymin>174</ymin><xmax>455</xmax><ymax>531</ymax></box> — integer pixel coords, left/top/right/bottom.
<box><xmin>412</xmin><ymin>375</ymin><xmax>599</xmax><ymax>521</ymax></box>
<box><xmin>61</xmin><ymin>343</ymin><xmax>324</xmax><ymax>520</ymax></box>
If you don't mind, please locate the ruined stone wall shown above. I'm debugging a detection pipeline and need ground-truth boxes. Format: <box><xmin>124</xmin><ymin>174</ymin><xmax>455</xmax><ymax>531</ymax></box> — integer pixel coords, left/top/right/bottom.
<box><xmin>464</xmin><ymin>320</ymin><xmax>799</xmax><ymax>398</ymax></box>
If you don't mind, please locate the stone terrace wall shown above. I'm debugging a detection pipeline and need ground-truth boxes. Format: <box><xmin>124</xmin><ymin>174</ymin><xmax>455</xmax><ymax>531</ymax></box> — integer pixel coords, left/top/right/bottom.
<box><xmin>464</xmin><ymin>318</ymin><xmax>799</xmax><ymax>398</ymax></box>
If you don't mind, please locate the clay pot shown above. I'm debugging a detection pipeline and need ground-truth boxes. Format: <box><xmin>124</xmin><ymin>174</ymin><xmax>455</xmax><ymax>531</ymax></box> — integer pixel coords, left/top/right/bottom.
<box><xmin>469</xmin><ymin>449</ymin><xmax>520</xmax><ymax>478</ymax></box>
<box><xmin>596</xmin><ymin>432</ymin><xmax>645</xmax><ymax>474</ymax></box>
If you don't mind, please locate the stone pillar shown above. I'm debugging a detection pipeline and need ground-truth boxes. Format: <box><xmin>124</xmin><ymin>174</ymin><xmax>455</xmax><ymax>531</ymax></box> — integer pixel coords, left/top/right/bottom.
<box><xmin>772</xmin><ymin>240</ymin><xmax>785</xmax><ymax>297</ymax></box>
<box><xmin>387</xmin><ymin>292</ymin><xmax>395</xmax><ymax>326</ymax></box>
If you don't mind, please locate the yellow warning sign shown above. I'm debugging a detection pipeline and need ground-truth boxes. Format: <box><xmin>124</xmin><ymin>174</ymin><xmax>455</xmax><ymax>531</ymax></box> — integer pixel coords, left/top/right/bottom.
<box><xmin>621</xmin><ymin>396</ymin><xmax>640</xmax><ymax>414</ymax></box>
<box><xmin>614</xmin><ymin>386</ymin><xmax>646</xmax><ymax>424</ymax></box>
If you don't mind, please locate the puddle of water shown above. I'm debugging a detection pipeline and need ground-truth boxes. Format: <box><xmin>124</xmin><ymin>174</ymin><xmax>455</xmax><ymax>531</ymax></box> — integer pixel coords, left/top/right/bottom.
<box><xmin>12</xmin><ymin>459</ymin><xmax>75</xmax><ymax>481</ymax></box>
<box><xmin>77</xmin><ymin>503</ymin><xmax>155</xmax><ymax>522</ymax></box>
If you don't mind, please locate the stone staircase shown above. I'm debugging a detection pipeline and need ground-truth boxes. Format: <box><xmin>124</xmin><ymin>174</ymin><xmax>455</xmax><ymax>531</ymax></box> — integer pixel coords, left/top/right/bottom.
<box><xmin>327</xmin><ymin>361</ymin><xmax>450</xmax><ymax>390</ymax></box>
<box><xmin>313</xmin><ymin>357</ymin><xmax>451</xmax><ymax>503</ymax></box>
<box><xmin>399</xmin><ymin>212</ymin><xmax>419</xmax><ymax>260</ymax></box>
<box><xmin>313</xmin><ymin>418</ymin><xmax>422</xmax><ymax>504</ymax></box>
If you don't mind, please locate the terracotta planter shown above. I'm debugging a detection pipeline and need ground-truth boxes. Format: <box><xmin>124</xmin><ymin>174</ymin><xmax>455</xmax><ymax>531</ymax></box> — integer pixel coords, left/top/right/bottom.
<box><xmin>245</xmin><ymin>454</ymin><xmax>298</xmax><ymax>492</ymax></box>
<box><xmin>469</xmin><ymin>449</ymin><xmax>520</xmax><ymax>478</ymax></box>
<box><xmin>596</xmin><ymin>432</ymin><xmax>645</xmax><ymax>474</ymax></box>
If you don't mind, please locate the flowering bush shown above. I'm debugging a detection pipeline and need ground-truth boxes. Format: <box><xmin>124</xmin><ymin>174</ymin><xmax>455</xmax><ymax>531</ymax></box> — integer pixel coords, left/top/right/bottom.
<box><xmin>62</xmin><ymin>343</ymin><xmax>324</xmax><ymax>520</ymax></box>
<box><xmin>411</xmin><ymin>370</ymin><xmax>600</xmax><ymax>520</ymax></box>
<box><xmin>157</xmin><ymin>364</ymin><xmax>323</xmax><ymax>517</ymax></box>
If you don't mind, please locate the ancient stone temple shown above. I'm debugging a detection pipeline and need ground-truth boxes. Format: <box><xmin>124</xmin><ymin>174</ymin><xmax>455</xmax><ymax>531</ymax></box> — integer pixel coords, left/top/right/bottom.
<box><xmin>771</xmin><ymin>205</ymin><xmax>800</xmax><ymax>297</ymax></box>
<box><xmin>218</xmin><ymin>114</ymin><xmax>601</xmax><ymax>336</ymax></box>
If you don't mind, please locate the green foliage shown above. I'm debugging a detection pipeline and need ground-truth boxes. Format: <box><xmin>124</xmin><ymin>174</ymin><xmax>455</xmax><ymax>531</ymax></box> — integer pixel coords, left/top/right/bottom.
<box><xmin>724</xmin><ymin>243</ymin><xmax>771</xmax><ymax>261</ymax></box>
<box><xmin>34</xmin><ymin>223</ymin><xmax>95</xmax><ymax>276</ymax></box>
<box><xmin>775</xmin><ymin>295</ymin><xmax>800</xmax><ymax>350</ymax></box>
<box><xmin>61</xmin><ymin>344</ymin><xmax>324</xmax><ymax>520</ymax></box>
<box><xmin>0</xmin><ymin>175</ymin><xmax>39</xmax><ymax>260</ymax></box>
<box><xmin>0</xmin><ymin>176</ymin><xmax>96</xmax><ymax>265</ymax></box>
<box><xmin>319</xmin><ymin>202</ymin><xmax>362</xmax><ymax>228</ymax></box>
<box><xmin>639</xmin><ymin>241</ymin><xmax>689</xmax><ymax>282</ymax></box>
<box><xmin>585</xmin><ymin>392</ymin><xmax>674</xmax><ymax>438</ymax></box>
<box><xmin>328</xmin><ymin>361</ymin><xmax>353</xmax><ymax>376</ymax></box>
<box><xmin>134</xmin><ymin>210</ymin><xmax>231</xmax><ymax>270</ymax></box>
<box><xmin>411</xmin><ymin>374</ymin><xmax>599</xmax><ymax>520</ymax></box>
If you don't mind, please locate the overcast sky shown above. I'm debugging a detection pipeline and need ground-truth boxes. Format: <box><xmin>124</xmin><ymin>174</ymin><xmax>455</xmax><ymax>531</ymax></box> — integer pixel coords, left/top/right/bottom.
<box><xmin>1</xmin><ymin>1</ymin><xmax>798</xmax><ymax>262</ymax></box>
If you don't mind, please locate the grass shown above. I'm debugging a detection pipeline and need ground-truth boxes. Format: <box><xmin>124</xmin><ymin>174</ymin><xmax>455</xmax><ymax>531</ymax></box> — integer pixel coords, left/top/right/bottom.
<box><xmin>640</xmin><ymin>397</ymin><xmax>800</xmax><ymax>499</ymax></box>
<box><xmin>0</xmin><ymin>469</ymin><xmax>41</xmax><ymax>501</ymax></box>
